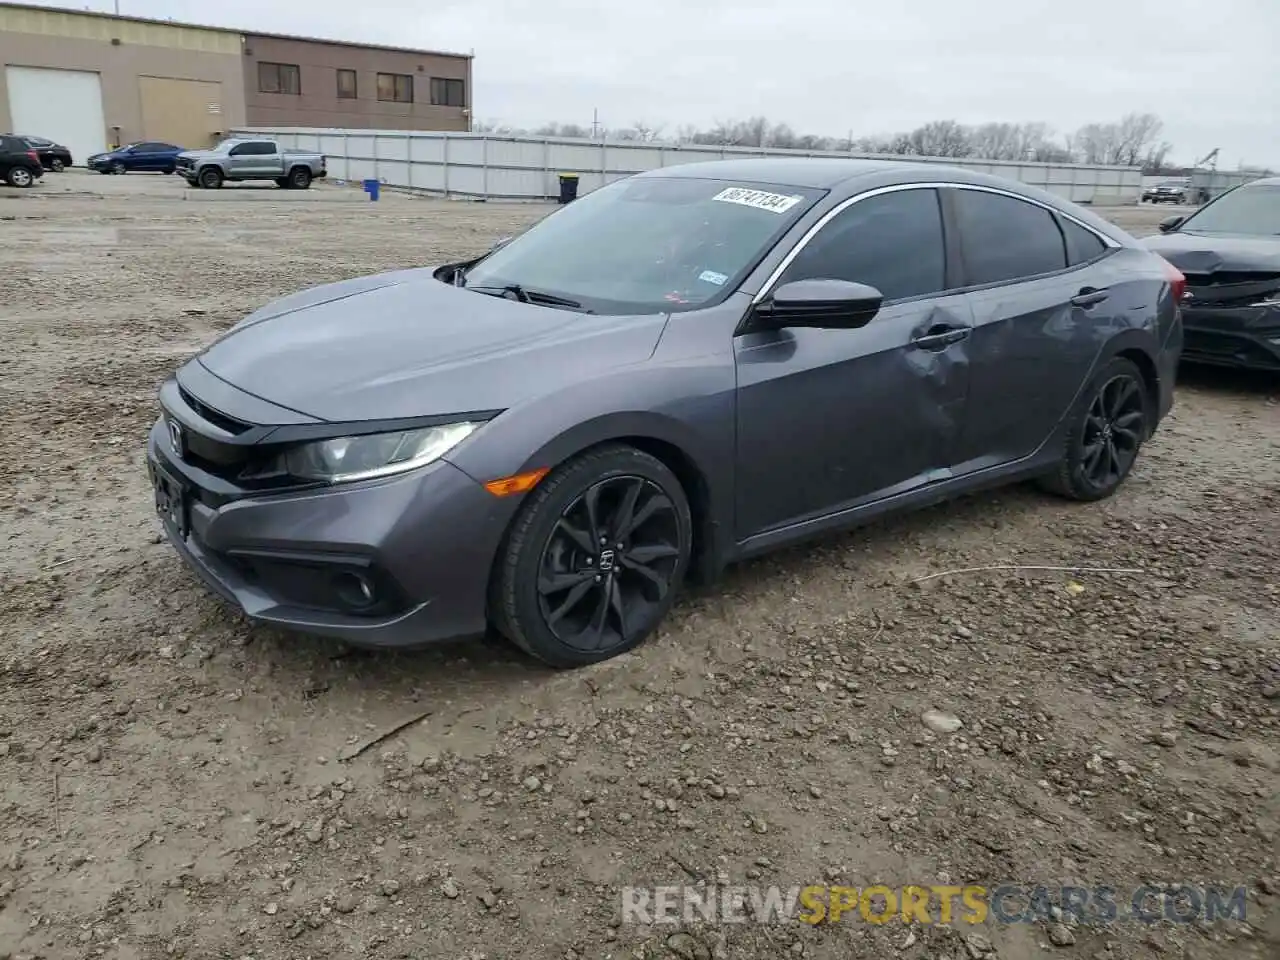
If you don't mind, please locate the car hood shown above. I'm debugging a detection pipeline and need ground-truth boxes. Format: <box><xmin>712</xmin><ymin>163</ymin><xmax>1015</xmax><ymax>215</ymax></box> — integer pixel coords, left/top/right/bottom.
<box><xmin>1143</xmin><ymin>233</ymin><xmax>1280</xmax><ymax>274</ymax></box>
<box><xmin>194</xmin><ymin>268</ymin><xmax>669</xmax><ymax>421</ymax></box>
<box><xmin>177</xmin><ymin>149</ymin><xmax>214</xmax><ymax>161</ymax></box>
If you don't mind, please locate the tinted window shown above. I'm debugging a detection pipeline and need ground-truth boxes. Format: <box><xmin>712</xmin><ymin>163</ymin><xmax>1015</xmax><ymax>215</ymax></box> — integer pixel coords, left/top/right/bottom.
<box><xmin>778</xmin><ymin>188</ymin><xmax>946</xmax><ymax>301</ymax></box>
<box><xmin>1061</xmin><ymin>217</ymin><xmax>1108</xmax><ymax>265</ymax></box>
<box><xmin>954</xmin><ymin>190</ymin><xmax>1067</xmax><ymax>285</ymax></box>
<box><xmin>231</xmin><ymin>142</ymin><xmax>274</xmax><ymax>156</ymax></box>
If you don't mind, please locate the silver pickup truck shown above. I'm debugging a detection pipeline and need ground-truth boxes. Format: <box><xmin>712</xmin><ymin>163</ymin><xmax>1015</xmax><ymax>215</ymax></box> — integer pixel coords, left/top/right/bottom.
<box><xmin>175</xmin><ymin>138</ymin><xmax>327</xmax><ymax>190</ymax></box>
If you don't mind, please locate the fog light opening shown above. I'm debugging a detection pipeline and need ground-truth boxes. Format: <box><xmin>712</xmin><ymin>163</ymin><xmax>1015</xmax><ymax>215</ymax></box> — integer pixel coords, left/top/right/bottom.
<box><xmin>333</xmin><ymin>570</ymin><xmax>376</xmax><ymax>610</ymax></box>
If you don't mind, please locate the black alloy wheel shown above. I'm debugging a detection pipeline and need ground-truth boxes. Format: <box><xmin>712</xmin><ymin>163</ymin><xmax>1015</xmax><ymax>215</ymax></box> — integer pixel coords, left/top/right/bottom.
<box><xmin>537</xmin><ymin>475</ymin><xmax>681</xmax><ymax>651</ymax></box>
<box><xmin>1080</xmin><ymin>374</ymin><xmax>1145</xmax><ymax>490</ymax></box>
<box><xmin>492</xmin><ymin>445</ymin><xmax>692</xmax><ymax>667</ymax></box>
<box><xmin>1039</xmin><ymin>356</ymin><xmax>1148</xmax><ymax>501</ymax></box>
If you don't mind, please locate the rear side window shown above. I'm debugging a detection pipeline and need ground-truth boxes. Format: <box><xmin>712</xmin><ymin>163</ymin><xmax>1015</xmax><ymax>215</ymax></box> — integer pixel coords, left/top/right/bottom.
<box><xmin>1061</xmin><ymin>217</ymin><xmax>1109</xmax><ymax>265</ymax></box>
<box><xmin>953</xmin><ymin>189</ymin><xmax>1068</xmax><ymax>285</ymax></box>
<box><xmin>779</xmin><ymin>188</ymin><xmax>947</xmax><ymax>301</ymax></box>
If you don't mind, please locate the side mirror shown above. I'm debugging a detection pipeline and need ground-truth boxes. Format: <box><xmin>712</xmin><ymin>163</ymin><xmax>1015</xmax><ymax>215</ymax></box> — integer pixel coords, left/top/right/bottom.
<box><xmin>755</xmin><ymin>279</ymin><xmax>883</xmax><ymax>330</ymax></box>
<box><xmin>1158</xmin><ymin>215</ymin><xmax>1184</xmax><ymax>234</ymax></box>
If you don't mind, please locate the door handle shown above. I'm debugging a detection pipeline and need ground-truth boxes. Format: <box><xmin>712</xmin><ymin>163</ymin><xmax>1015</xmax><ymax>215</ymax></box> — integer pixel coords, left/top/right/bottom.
<box><xmin>910</xmin><ymin>325</ymin><xmax>970</xmax><ymax>350</ymax></box>
<box><xmin>1070</xmin><ymin>287</ymin><xmax>1110</xmax><ymax>308</ymax></box>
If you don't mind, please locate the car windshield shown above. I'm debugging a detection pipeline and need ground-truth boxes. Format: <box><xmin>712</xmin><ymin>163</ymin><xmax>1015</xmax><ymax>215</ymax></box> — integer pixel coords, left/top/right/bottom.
<box><xmin>1178</xmin><ymin>184</ymin><xmax>1280</xmax><ymax>236</ymax></box>
<box><xmin>461</xmin><ymin>177</ymin><xmax>823</xmax><ymax>315</ymax></box>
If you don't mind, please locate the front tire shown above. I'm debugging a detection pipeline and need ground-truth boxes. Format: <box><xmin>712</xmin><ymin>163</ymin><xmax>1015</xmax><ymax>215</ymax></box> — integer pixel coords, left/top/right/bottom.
<box><xmin>491</xmin><ymin>445</ymin><xmax>692</xmax><ymax>668</ymax></box>
<box><xmin>111</xmin><ymin>161</ymin><xmax>125</xmax><ymax>175</ymax></box>
<box><xmin>198</xmin><ymin>167</ymin><xmax>223</xmax><ymax>189</ymax></box>
<box><xmin>1038</xmin><ymin>356</ymin><xmax>1149</xmax><ymax>502</ymax></box>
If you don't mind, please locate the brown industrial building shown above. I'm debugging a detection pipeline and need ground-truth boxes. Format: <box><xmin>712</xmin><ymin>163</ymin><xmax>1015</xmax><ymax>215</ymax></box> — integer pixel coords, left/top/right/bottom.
<box><xmin>0</xmin><ymin>2</ymin><xmax>471</xmax><ymax>165</ymax></box>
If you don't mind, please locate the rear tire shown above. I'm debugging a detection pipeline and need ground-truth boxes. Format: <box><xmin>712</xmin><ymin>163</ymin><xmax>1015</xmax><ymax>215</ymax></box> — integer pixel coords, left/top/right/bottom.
<box><xmin>1037</xmin><ymin>356</ymin><xmax>1150</xmax><ymax>502</ymax></box>
<box><xmin>49</xmin><ymin>158</ymin><xmax>64</xmax><ymax>173</ymax></box>
<box><xmin>491</xmin><ymin>445</ymin><xmax>692</xmax><ymax>668</ymax></box>
<box><xmin>198</xmin><ymin>167</ymin><xmax>223</xmax><ymax>189</ymax></box>
<box><xmin>288</xmin><ymin>166</ymin><xmax>312</xmax><ymax>189</ymax></box>
<box><xmin>5</xmin><ymin>165</ymin><xmax>35</xmax><ymax>187</ymax></box>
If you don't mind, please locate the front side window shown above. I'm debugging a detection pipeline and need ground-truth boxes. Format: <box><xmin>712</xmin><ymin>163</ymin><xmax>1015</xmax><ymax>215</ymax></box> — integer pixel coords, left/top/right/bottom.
<box><xmin>462</xmin><ymin>178</ymin><xmax>823</xmax><ymax>315</ymax></box>
<box><xmin>377</xmin><ymin>73</ymin><xmax>413</xmax><ymax>103</ymax></box>
<box><xmin>1176</xmin><ymin>184</ymin><xmax>1280</xmax><ymax>236</ymax></box>
<box><xmin>258</xmin><ymin>62</ymin><xmax>301</xmax><ymax>95</ymax></box>
<box><xmin>778</xmin><ymin>188</ymin><xmax>947</xmax><ymax>301</ymax></box>
<box><xmin>953</xmin><ymin>189</ymin><xmax>1068</xmax><ymax>285</ymax></box>
<box><xmin>430</xmin><ymin>77</ymin><xmax>465</xmax><ymax>107</ymax></box>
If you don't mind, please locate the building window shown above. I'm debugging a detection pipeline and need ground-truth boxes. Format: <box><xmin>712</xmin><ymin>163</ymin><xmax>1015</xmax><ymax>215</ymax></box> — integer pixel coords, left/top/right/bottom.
<box><xmin>258</xmin><ymin>61</ymin><xmax>301</xmax><ymax>95</ymax></box>
<box><xmin>430</xmin><ymin>77</ymin><xmax>466</xmax><ymax>107</ymax></box>
<box><xmin>336</xmin><ymin>69</ymin><xmax>358</xmax><ymax>99</ymax></box>
<box><xmin>376</xmin><ymin>72</ymin><xmax>413</xmax><ymax>103</ymax></box>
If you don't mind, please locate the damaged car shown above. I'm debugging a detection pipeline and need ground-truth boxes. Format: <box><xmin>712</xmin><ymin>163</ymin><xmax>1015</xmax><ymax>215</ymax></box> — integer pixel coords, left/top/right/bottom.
<box><xmin>147</xmin><ymin>159</ymin><xmax>1184</xmax><ymax>667</ymax></box>
<box><xmin>1144</xmin><ymin>176</ymin><xmax>1280</xmax><ymax>371</ymax></box>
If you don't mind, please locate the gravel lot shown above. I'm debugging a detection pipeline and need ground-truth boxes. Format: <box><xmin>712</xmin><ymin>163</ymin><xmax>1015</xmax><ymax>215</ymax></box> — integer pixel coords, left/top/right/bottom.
<box><xmin>1</xmin><ymin>171</ymin><xmax>1277</xmax><ymax>960</ymax></box>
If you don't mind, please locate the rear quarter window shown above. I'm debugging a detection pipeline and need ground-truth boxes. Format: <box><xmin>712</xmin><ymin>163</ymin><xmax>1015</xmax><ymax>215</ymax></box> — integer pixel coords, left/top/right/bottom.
<box><xmin>1061</xmin><ymin>217</ymin><xmax>1110</xmax><ymax>265</ymax></box>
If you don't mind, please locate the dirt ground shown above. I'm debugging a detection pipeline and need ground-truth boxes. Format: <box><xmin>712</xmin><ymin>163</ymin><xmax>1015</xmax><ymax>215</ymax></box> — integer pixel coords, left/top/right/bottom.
<box><xmin>1</xmin><ymin>171</ymin><xmax>1277</xmax><ymax>960</ymax></box>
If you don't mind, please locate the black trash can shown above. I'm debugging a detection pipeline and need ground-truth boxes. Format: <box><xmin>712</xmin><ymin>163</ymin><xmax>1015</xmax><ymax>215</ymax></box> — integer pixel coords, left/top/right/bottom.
<box><xmin>558</xmin><ymin>173</ymin><xmax>580</xmax><ymax>204</ymax></box>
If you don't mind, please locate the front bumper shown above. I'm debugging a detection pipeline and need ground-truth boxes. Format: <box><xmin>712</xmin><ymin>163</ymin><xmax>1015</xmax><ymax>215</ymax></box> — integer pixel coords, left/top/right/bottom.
<box><xmin>145</xmin><ymin>418</ymin><xmax>514</xmax><ymax>648</ymax></box>
<box><xmin>1181</xmin><ymin>302</ymin><xmax>1280</xmax><ymax>371</ymax></box>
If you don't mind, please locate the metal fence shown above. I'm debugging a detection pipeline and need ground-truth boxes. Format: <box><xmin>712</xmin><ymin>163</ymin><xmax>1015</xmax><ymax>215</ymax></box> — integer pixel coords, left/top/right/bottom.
<box><xmin>232</xmin><ymin>127</ymin><xmax>1147</xmax><ymax>205</ymax></box>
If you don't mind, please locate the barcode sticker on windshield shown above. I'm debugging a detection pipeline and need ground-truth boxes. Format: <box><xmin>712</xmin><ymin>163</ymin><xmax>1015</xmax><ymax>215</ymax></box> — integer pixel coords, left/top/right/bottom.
<box><xmin>712</xmin><ymin>187</ymin><xmax>804</xmax><ymax>214</ymax></box>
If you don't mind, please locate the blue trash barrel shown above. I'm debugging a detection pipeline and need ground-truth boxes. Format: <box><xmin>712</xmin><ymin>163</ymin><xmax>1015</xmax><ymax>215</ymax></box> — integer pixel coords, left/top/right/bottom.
<box><xmin>362</xmin><ymin>178</ymin><xmax>380</xmax><ymax>201</ymax></box>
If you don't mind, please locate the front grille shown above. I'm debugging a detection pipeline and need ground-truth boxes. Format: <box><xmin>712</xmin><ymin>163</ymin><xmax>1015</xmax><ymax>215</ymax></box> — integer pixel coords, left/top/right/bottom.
<box><xmin>179</xmin><ymin>386</ymin><xmax>251</xmax><ymax>435</ymax></box>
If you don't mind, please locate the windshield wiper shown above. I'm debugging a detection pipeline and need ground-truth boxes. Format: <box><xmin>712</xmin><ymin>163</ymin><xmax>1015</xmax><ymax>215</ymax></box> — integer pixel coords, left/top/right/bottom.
<box><xmin>464</xmin><ymin>283</ymin><xmax>589</xmax><ymax>312</ymax></box>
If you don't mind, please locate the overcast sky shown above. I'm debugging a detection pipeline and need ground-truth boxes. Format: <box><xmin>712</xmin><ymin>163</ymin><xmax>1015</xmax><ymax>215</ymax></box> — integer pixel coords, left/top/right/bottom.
<box><xmin>28</xmin><ymin>0</ymin><xmax>1280</xmax><ymax>166</ymax></box>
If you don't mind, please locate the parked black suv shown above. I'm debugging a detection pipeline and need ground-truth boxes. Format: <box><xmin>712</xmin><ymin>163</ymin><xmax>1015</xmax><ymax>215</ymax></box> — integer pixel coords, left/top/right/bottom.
<box><xmin>0</xmin><ymin>134</ymin><xmax>44</xmax><ymax>187</ymax></box>
<box><xmin>16</xmin><ymin>135</ymin><xmax>73</xmax><ymax>172</ymax></box>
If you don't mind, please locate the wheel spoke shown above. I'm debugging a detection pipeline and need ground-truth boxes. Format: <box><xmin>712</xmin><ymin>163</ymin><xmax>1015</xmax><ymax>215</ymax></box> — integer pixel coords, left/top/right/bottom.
<box><xmin>538</xmin><ymin>569</ymin><xmax>595</xmax><ymax>596</ymax></box>
<box><xmin>621</xmin><ymin>556</ymin><xmax>668</xmax><ymax>599</ymax></box>
<box><xmin>608</xmin><ymin>578</ymin><xmax>627</xmax><ymax>640</ymax></box>
<box><xmin>625</xmin><ymin>541</ymin><xmax>680</xmax><ymax>565</ymax></box>
<box><xmin>1085</xmin><ymin>413</ymin><xmax>1107</xmax><ymax>437</ymax></box>
<box><xmin>1109</xmin><ymin>379</ymin><xmax>1138</xmax><ymax>419</ymax></box>
<box><xmin>1105</xmin><ymin>437</ymin><xmax>1121</xmax><ymax>478</ymax></box>
<box><xmin>611</xmin><ymin>479</ymin><xmax>644</xmax><ymax>542</ymax></box>
<box><xmin>583</xmin><ymin>484</ymin><xmax>603</xmax><ymax>545</ymax></box>
<box><xmin>618</xmin><ymin>493</ymin><xmax>672</xmax><ymax>540</ymax></box>
<box><xmin>587</xmin><ymin>585</ymin><xmax>610</xmax><ymax>649</ymax></box>
<box><xmin>546</xmin><ymin>578</ymin><xmax>596</xmax><ymax>626</ymax></box>
<box><xmin>1112</xmin><ymin>424</ymin><xmax>1141</xmax><ymax>445</ymax></box>
<box><xmin>555</xmin><ymin>518</ymin><xmax>595</xmax><ymax>554</ymax></box>
<box><xmin>1082</xmin><ymin>439</ymin><xmax>1106</xmax><ymax>478</ymax></box>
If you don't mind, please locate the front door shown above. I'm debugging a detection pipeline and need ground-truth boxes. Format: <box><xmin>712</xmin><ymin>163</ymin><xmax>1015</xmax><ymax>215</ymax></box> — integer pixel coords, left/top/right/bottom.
<box><xmin>734</xmin><ymin>186</ymin><xmax>973</xmax><ymax>538</ymax></box>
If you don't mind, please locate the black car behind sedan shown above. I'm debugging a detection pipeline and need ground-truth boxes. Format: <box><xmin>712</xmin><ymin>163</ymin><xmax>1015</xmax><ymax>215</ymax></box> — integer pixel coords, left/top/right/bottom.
<box><xmin>1143</xmin><ymin>177</ymin><xmax>1280</xmax><ymax>371</ymax></box>
<box><xmin>14</xmin><ymin>135</ymin><xmax>72</xmax><ymax>172</ymax></box>
<box><xmin>1142</xmin><ymin>181</ymin><xmax>1187</xmax><ymax>204</ymax></box>
<box><xmin>0</xmin><ymin>134</ymin><xmax>44</xmax><ymax>187</ymax></box>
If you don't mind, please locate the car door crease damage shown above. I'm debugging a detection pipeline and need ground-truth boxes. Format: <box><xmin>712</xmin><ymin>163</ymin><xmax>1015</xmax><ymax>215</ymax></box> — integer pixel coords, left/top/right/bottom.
<box><xmin>145</xmin><ymin>157</ymin><xmax>1181</xmax><ymax>667</ymax></box>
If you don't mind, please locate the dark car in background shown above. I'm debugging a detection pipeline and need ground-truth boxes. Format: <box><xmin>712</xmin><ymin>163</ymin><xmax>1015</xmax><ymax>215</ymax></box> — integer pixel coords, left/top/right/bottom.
<box><xmin>86</xmin><ymin>141</ymin><xmax>184</xmax><ymax>174</ymax></box>
<box><xmin>14</xmin><ymin>135</ymin><xmax>72</xmax><ymax>171</ymax></box>
<box><xmin>146</xmin><ymin>159</ymin><xmax>1184</xmax><ymax>667</ymax></box>
<box><xmin>1144</xmin><ymin>177</ymin><xmax>1280</xmax><ymax>371</ymax></box>
<box><xmin>1142</xmin><ymin>181</ymin><xmax>1188</xmax><ymax>204</ymax></box>
<box><xmin>0</xmin><ymin>134</ymin><xmax>44</xmax><ymax>187</ymax></box>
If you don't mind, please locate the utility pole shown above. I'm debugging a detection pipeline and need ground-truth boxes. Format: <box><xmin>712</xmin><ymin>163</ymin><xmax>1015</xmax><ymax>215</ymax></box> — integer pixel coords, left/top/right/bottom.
<box><xmin>590</xmin><ymin>108</ymin><xmax>601</xmax><ymax>140</ymax></box>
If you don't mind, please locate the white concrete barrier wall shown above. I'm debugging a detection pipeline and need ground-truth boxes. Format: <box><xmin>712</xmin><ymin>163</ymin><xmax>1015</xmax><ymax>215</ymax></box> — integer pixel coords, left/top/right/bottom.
<box><xmin>234</xmin><ymin>128</ymin><xmax>1146</xmax><ymax>205</ymax></box>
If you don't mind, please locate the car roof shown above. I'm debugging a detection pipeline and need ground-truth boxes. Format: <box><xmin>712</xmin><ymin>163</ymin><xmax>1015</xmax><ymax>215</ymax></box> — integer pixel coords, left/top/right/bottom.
<box><xmin>632</xmin><ymin>156</ymin><xmax>1052</xmax><ymax>194</ymax></box>
<box><xmin>1240</xmin><ymin>176</ymin><xmax>1280</xmax><ymax>188</ymax></box>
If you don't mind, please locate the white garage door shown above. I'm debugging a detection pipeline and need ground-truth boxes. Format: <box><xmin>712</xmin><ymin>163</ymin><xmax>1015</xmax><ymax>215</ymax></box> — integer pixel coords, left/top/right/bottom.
<box><xmin>6</xmin><ymin>66</ymin><xmax>107</xmax><ymax>166</ymax></box>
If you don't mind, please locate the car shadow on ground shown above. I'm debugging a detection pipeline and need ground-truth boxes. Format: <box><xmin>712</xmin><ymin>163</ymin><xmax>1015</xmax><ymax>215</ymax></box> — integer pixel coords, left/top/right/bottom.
<box><xmin>1176</xmin><ymin>362</ymin><xmax>1280</xmax><ymax>396</ymax></box>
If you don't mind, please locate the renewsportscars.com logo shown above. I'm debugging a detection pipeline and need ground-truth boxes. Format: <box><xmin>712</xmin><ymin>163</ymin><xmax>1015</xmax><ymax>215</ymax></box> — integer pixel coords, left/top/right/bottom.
<box><xmin>620</xmin><ymin>884</ymin><xmax>1250</xmax><ymax>925</ymax></box>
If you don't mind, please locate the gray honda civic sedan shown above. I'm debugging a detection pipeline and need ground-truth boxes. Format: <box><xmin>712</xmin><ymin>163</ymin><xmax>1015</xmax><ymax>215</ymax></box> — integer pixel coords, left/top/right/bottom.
<box><xmin>147</xmin><ymin>158</ymin><xmax>1184</xmax><ymax>667</ymax></box>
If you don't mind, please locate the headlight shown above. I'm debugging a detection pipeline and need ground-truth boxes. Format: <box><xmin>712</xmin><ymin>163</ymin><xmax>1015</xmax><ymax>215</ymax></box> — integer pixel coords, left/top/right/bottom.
<box><xmin>283</xmin><ymin>422</ymin><xmax>480</xmax><ymax>483</ymax></box>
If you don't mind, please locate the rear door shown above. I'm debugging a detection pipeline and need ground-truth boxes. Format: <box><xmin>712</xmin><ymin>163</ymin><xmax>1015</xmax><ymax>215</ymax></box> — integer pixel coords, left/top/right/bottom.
<box><xmin>944</xmin><ymin>187</ymin><xmax>1120</xmax><ymax>471</ymax></box>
